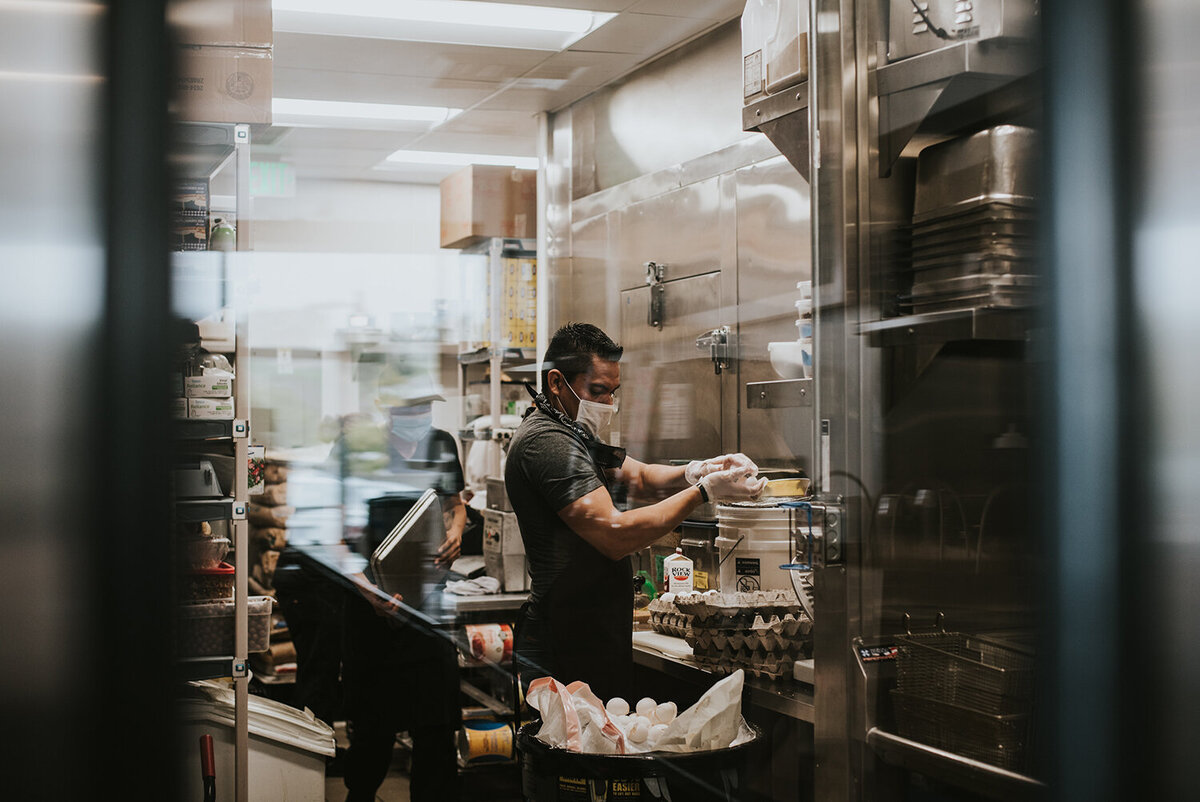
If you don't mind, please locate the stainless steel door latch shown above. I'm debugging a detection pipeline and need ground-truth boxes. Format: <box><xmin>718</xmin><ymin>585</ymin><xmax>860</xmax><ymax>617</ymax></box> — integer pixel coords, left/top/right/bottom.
<box><xmin>645</xmin><ymin>261</ymin><xmax>666</xmax><ymax>329</ymax></box>
<box><xmin>696</xmin><ymin>325</ymin><xmax>735</xmax><ymax>374</ymax></box>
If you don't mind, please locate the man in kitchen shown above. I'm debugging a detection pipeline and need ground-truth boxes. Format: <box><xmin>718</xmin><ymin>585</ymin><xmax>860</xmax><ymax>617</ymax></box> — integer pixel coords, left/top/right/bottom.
<box><xmin>505</xmin><ymin>322</ymin><xmax>767</xmax><ymax>701</ymax></box>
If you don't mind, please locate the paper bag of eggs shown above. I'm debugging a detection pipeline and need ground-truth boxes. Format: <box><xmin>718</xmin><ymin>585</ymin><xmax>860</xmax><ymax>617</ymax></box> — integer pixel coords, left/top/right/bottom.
<box><xmin>527</xmin><ymin>669</ymin><xmax>747</xmax><ymax>755</ymax></box>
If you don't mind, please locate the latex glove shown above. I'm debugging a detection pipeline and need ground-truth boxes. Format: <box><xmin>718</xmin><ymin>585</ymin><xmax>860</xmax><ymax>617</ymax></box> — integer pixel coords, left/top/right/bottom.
<box><xmin>684</xmin><ymin>453</ymin><xmax>759</xmax><ymax>485</ymax></box>
<box><xmin>699</xmin><ymin>466</ymin><xmax>767</xmax><ymax>502</ymax></box>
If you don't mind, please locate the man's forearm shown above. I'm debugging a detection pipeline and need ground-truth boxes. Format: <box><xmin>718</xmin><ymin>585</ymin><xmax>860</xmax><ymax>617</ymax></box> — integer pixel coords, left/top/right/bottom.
<box><xmin>562</xmin><ymin>484</ymin><xmax>705</xmax><ymax>560</ymax></box>
<box><xmin>639</xmin><ymin>462</ymin><xmax>690</xmax><ymax>492</ymax></box>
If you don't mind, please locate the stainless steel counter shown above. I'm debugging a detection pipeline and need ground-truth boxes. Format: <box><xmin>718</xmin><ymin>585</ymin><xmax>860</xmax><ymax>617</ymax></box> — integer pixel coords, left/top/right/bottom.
<box><xmin>632</xmin><ymin>639</ymin><xmax>816</xmax><ymax>723</ymax></box>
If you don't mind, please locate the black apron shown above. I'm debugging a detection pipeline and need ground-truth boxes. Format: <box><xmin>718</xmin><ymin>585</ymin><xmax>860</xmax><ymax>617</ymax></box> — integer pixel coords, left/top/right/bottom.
<box><xmin>514</xmin><ymin>529</ymin><xmax>634</xmax><ymax>704</ymax></box>
<box><xmin>513</xmin><ymin>393</ymin><xmax>635</xmax><ymax>702</ymax></box>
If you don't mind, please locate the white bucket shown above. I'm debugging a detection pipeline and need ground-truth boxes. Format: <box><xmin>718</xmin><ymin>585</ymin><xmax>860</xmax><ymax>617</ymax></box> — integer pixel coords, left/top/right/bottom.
<box><xmin>715</xmin><ymin>504</ymin><xmax>799</xmax><ymax>592</ymax></box>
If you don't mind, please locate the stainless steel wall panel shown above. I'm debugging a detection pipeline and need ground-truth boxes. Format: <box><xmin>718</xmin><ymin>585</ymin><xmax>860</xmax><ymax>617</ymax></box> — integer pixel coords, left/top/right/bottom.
<box><xmin>612</xmin><ymin>178</ymin><xmax>725</xmax><ymax>291</ymax></box>
<box><xmin>734</xmin><ymin>155</ymin><xmax>815</xmax><ymax>472</ymax></box>
<box><xmin>566</xmin><ymin>212</ymin><xmax>618</xmax><ymax>336</ymax></box>
<box><xmin>618</xmin><ymin>273</ymin><xmax>726</xmax><ymax>476</ymax></box>
<box><xmin>571</xmin><ymin>165</ymin><xmax>683</xmax><ymax>223</ymax></box>
<box><xmin>681</xmin><ymin>136</ymin><xmax>784</xmax><ymax>188</ymax></box>
<box><xmin>718</xmin><ymin>172</ymin><xmax>741</xmax><ymax>455</ymax></box>
<box><xmin>581</xmin><ymin>22</ymin><xmax>754</xmax><ymax>193</ymax></box>
<box><xmin>545</xmin><ymin>109</ymin><xmax>575</xmax><ymax>362</ymax></box>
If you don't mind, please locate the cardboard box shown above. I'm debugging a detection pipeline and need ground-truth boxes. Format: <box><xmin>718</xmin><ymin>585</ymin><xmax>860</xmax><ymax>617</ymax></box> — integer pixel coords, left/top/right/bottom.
<box><xmin>440</xmin><ymin>166</ymin><xmax>537</xmax><ymax>249</ymax></box>
<box><xmin>169</xmin><ymin>0</ymin><xmax>273</xmax><ymax>47</ymax></box>
<box><xmin>172</xmin><ymin>45</ymin><xmax>272</xmax><ymax>125</ymax></box>
<box><xmin>171</xmin><ymin>397</ymin><xmax>190</xmax><ymax>419</ymax></box>
<box><xmin>189</xmin><ymin>397</ymin><xmax>235</xmax><ymax>420</ymax></box>
<box><xmin>185</xmin><ymin>374</ymin><xmax>235</xmax><ymax>398</ymax></box>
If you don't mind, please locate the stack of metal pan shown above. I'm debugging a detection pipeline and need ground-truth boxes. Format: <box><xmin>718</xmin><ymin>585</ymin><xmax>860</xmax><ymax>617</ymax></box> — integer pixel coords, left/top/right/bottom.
<box><xmin>901</xmin><ymin>125</ymin><xmax>1039</xmax><ymax>315</ymax></box>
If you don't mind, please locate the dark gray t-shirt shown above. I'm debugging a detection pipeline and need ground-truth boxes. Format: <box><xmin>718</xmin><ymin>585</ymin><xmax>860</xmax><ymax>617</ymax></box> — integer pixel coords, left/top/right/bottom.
<box><xmin>504</xmin><ymin>409</ymin><xmax>606</xmax><ymax>605</ymax></box>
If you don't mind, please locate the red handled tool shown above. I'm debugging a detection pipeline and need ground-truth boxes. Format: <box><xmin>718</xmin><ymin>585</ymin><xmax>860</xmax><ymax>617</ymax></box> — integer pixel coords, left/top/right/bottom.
<box><xmin>199</xmin><ymin>733</ymin><xmax>216</xmax><ymax>802</ymax></box>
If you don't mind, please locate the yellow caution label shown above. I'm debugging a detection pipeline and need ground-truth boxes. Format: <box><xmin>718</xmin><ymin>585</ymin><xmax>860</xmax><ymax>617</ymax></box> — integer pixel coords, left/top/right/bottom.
<box><xmin>694</xmin><ymin>570</ymin><xmax>709</xmax><ymax>590</ymax></box>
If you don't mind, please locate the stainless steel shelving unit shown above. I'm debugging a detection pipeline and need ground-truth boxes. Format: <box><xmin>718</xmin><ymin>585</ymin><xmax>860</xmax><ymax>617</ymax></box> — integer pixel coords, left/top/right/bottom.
<box><xmin>171</xmin><ymin>121</ymin><xmax>254</xmax><ymax>802</ymax></box>
<box><xmin>456</xmin><ymin>238</ymin><xmax>537</xmax><ymax>479</ymax></box>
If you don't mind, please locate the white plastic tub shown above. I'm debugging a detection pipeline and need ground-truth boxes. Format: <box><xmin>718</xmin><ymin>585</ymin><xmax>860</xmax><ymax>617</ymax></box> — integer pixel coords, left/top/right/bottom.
<box><xmin>178</xmin><ymin>680</ymin><xmax>335</xmax><ymax>802</ymax></box>
<box><xmin>715</xmin><ymin>504</ymin><xmax>798</xmax><ymax>592</ymax></box>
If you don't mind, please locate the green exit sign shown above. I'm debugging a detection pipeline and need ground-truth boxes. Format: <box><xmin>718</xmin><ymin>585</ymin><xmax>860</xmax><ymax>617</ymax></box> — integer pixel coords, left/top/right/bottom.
<box><xmin>250</xmin><ymin>161</ymin><xmax>295</xmax><ymax>197</ymax></box>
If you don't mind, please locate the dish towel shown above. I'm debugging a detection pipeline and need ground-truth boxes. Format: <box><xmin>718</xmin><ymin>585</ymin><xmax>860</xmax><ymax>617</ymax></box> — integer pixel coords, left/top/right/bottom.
<box><xmin>445</xmin><ymin>576</ymin><xmax>502</xmax><ymax>596</ymax></box>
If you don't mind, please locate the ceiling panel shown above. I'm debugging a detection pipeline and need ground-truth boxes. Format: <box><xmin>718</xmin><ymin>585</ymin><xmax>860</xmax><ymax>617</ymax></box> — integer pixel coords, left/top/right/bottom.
<box><xmin>258</xmin><ymin>4</ymin><xmax>750</xmax><ymax>183</ymax></box>
<box><xmin>273</xmin><ymin>67</ymin><xmax>499</xmax><ymax>108</ymax></box>
<box><xmin>435</xmin><ymin>108</ymin><xmax>541</xmax><ymax>139</ymax></box>
<box><xmin>254</xmin><ymin>127</ymin><xmax>406</xmax><ymax>152</ymax></box>
<box><xmin>397</xmin><ymin>128</ymin><xmax>539</xmax><ymax>156</ymax></box>
<box><xmin>625</xmin><ymin>0</ymin><xmax>745</xmax><ymax>20</ymax></box>
<box><xmin>521</xmin><ymin>48</ymin><xmax>642</xmax><ymax>87</ymax></box>
<box><xmin>273</xmin><ymin>32</ymin><xmax>549</xmax><ymax>81</ymax></box>
<box><xmin>469</xmin><ymin>0</ymin><xmax>638</xmax><ymax>11</ymax></box>
<box><xmin>567</xmin><ymin>13</ymin><xmax>718</xmax><ymax>56</ymax></box>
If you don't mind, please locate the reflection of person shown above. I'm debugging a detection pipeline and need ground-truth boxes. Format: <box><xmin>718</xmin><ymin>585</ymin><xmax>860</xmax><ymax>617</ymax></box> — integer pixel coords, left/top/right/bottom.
<box><xmin>505</xmin><ymin>323</ymin><xmax>766</xmax><ymax>702</ymax></box>
<box><xmin>341</xmin><ymin>377</ymin><xmax>466</xmax><ymax>802</ymax></box>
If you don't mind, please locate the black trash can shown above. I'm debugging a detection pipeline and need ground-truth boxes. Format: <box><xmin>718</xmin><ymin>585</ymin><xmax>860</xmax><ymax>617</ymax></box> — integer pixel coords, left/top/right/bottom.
<box><xmin>517</xmin><ymin>720</ymin><xmax>762</xmax><ymax>802</ymax></box>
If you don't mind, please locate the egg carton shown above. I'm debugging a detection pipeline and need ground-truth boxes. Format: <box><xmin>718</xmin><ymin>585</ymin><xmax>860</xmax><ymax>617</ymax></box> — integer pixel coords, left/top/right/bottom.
<box><xmin>691</xmin><ymin>650</ymin><xmax>799</xmax><ymax>681</ymax></box>
<box><xmin>673</xmin><ymin>589</ymin><xmax>804</xmax><ymax>627</ymax></box>
<box><xmin>685</xmin><ymin>613</ymin><xmax>812</xmax><ymax>653</ymax></box>
<box><xmin>691</xmin><ymin>629</ymin><xmax>811</xmax><ymax>662</ymax></box>
<box><xmin>646</xmin><ymin>597</ymin><xmax>693</xmax><ymax>638</ymax></box>
<box><xmin>649</xmin><ymin>612</ymin><xmax>692</xmax><ymax>638</ymax></box>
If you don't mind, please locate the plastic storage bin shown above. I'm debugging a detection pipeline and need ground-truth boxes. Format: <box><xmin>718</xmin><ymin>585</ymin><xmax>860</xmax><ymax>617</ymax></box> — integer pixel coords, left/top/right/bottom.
<box><xmin>178</xmin><ymin>595</ymin><xmax>273</xmax><ymax>657</ymax></box>
<box><xmin>179</xmin><ymin>679</ymin><xmax>335</xmax><ymax>802</ymax></box>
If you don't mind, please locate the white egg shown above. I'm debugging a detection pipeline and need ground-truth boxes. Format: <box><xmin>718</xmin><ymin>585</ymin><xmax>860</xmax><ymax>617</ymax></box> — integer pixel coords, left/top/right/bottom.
<box><xmin>605</xmin><ymin>697</ymin><xmax>630</xmax><ymax>717</ymax></box>
<box><xmin>629</xmin><ymin>721</ymin><xmax>649</xmax><ymax>743</ymax></box>
<box><xmin>654</xmin><ymin>701</ymin><xmax>677</xmax><ymax>725</ymax></box>
<box><xmin>660</xmin><ymin>592</ymin><xmax>675</xmax><ymax>603</ymax></box>
<box><xmin>635</xmin><ymin>697</ymin><xmax>657</xmax><ymax>719</ymax></box>
<box><xmin>649</xmin><ymin>723</ymin><xmax>669</xmax><ymax>744</ymax></box>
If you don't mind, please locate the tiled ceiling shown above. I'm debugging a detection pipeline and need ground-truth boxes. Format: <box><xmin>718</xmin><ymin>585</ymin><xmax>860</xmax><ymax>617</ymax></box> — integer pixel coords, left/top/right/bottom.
<box><xmin>255</xmin><ymin>0</ymin><xmax>747</xmax><ymax>184</ymax></box>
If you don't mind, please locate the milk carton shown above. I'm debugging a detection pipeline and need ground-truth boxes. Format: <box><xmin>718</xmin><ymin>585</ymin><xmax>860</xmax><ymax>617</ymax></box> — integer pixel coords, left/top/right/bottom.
<box><xmin>664</xmin><ymin>547</ymin><xmax>694</xmax><ymax>594</ymax></box>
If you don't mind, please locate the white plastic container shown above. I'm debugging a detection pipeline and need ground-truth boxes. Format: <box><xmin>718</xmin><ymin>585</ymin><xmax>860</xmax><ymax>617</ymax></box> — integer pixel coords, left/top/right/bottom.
<box><xmin>716</xmin><ymin>505</ymin><xmax>796</xmax><ymax>592</ymax></box>
<box><xmin>742</xmin><ymin>0</ymin><xmax>810</xmax><ymax>101</ymax></box>
<box><xmin>663</xmin><ymin>547</ymin><xmax>694</xmax><ymax>593</ymax></box>
<box><xmin>178</xmin><ymin>680</ymin><xmax>335</xmax><ymax>802</ymax></box>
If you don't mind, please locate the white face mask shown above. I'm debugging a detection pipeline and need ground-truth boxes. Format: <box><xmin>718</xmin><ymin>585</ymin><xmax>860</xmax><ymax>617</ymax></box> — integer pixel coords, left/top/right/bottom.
<box><xmin>559</xmin><ymin>379</ymin><xmax>617</xmax><ymax>442</ymax></box>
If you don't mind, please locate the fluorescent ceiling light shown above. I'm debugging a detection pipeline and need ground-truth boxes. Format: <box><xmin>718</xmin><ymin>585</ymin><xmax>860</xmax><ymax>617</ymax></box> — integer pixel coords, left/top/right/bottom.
<box><xmin>273</xmin><ymin>0</ymin><xmax>616</xmax><ymax>51</ymax></box>
<box><xmin>381</xmin><ymin>150</ymin><xmax>539</xmax><ymax>170</ymax></box>
<box><xmin>272</xmin><ymin>98</ymin><xmax>461</xmax><ymax>130</ymax></box>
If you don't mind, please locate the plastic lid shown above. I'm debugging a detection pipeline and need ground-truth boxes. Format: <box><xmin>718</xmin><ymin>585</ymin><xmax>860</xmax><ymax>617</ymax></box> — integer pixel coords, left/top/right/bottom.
<box><xmin>188</xmin><ymin>561</ymin><xmax>235</xmax><ymax>576</ymax></box>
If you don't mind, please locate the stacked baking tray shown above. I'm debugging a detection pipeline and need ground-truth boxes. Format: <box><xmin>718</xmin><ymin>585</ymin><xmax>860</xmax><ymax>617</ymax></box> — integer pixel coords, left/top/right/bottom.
<box><xmin>901</xmin><ymin>125</ymin><xmax>1039</xmax><ymax>315</ymax></box>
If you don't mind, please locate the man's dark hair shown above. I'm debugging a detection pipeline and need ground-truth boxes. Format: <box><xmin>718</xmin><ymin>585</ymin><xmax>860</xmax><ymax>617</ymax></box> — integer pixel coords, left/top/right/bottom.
<box><xmin>541</xmin><ymin>322</ymin><xmax>622</xmax><ymax>388</ymax></box>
